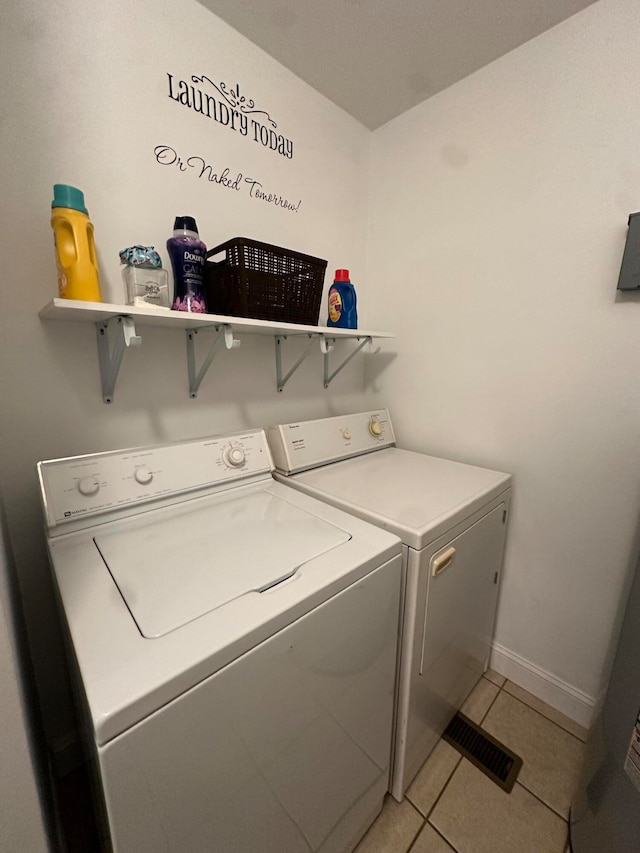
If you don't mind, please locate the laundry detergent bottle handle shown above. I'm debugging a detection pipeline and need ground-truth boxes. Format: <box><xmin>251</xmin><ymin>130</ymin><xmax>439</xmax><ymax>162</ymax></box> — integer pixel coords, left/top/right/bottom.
<box><xmin>168</xmin><ymin>216</ymin><xmax>208</xmax><ymax>313</ymax></box>
<box><xmin>327</xmin><ymin>269</ymin><xmax>358</xmax><ymax>329</ymax></box>
<box><xmin>51</xmin><ymin>184</ymin><xmax>102</xmax><ymax>302</ymax></box>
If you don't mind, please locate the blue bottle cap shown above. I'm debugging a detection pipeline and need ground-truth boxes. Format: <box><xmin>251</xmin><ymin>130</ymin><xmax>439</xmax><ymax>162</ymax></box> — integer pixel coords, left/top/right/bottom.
<box><xmin>52</xmin><ymin>184</ymin><xmax>88</xmax><ymax>214</ymax></box>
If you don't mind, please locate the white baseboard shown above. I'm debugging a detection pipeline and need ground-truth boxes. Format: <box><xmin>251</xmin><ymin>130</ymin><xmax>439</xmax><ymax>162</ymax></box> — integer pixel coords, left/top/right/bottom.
<box><xmin>489</xmin><ymin>641</ymin><xmax>596</xmax><ymax>729</ymax></box>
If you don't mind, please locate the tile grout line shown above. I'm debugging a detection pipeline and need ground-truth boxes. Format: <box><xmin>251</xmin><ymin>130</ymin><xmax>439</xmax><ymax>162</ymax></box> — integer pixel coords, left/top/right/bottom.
<box><xmin>419</xmin><ymin>675</ymin><xmax>503</xmax><ymax>850</ymax></box>
<box><xmin>514</xmin><ymin>777</ymin><xmax>570</xmax><ymax>824</ymax></box>
<box><xmin>501</xmin><ymin>688</ymin><xmax>587</xmax><ymax>745</ymax></box>
<box><xmin>414</xmin><ymin>675</ymin><xmax>504</xmax><ymax>848</ymax></box>
<box><xmin>478</xmin><ymin>674</ymin><xmax>504</xmax><ymax>725</ymax></box>
<box><xmin>402</xmin><ymin>676</ymin><xmax>573</xmax><ymax>853</ymax></box>
<box><xmin>431</xmin><ymin>821</ymin><xmax>462</xmax><ymax>853</ymax></box>
<box><xmin>402</xmin><ymin>785</ymin><xmax>452</xmax><ymax>853</ymax></box>
<box><xmin>421</xmin><ymin>752</ymin><xmax>462</xmax><ymax>822</ymax></box>
<box><xmin>404</xmin><ymin>675</ymin><xmax>506</xmax><ymax>852</ymax></box>
<box><xmin>407</xmin><ymin>816</ymin><xmax>462</xmax><ymax>853</ymax></box>
<box><xmin>407</xmin><ymin>676</ymin><xmax>504</xmax><ymax>827</ymax></box>
<box><xmin>483</xmin><ymin>670</ymin><xmax>507</xmax><ymax>691</ymax></box>
<box><xmin>403</xmin><ymin>747</ymin><xmax>463</xmax><ymax>840</ymax></box>
<box><xmin>402</xmin><ymin>798</ymin><xmax>429</xmax><ymax>853</ymax></box>
<box><xmin>485</xmin><ymin>678</ymin><xmax>576</xmax><ymax>825</ymax></box>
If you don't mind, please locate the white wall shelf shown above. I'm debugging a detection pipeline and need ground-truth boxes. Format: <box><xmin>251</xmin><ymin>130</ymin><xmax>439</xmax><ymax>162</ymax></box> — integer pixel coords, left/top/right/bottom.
<box><xmin>40</xmin><ymin>298</ymin><xmax>394</xmax><ymax>402</ymax></box>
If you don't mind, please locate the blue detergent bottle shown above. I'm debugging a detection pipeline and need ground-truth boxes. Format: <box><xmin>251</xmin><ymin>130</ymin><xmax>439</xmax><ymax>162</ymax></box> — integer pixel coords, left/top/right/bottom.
<box><xmin>327</xmin><ymin>269</ymin><xmax>358</xmax><ymax>328</ymax></box>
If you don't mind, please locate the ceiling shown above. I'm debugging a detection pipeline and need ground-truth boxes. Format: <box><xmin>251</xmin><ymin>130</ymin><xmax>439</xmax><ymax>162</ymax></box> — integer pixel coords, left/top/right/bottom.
<box><xmin>199</xmin><ymin>0</ymin><xmax>597</xmax><ymax>129</ymax></box>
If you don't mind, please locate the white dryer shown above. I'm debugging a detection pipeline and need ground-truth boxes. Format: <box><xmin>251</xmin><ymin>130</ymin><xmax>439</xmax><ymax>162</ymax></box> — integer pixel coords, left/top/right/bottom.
<box><xmin>38</xmin><ymin>429</ymin><xmax>402</xmax><ymax>853</ymax></box>
<box><xmin>268</xmin><ymin>410</ymin><xmax>512</xmax><ymax>801</ymax></box>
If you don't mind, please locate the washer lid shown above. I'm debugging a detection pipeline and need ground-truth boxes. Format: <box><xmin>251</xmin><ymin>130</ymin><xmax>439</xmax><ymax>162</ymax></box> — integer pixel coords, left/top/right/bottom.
<box><xmin>94</xmin><ymin>490</ymin><xmax>350</xmax><ymax>638</ymax></box>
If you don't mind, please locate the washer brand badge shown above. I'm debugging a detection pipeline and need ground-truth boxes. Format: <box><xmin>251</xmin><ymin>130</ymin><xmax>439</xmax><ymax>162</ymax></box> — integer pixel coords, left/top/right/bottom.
<box><xmin>64</xmin><ymin>508</ymin><xmax>87</xmax><ymax>517</ymax></box>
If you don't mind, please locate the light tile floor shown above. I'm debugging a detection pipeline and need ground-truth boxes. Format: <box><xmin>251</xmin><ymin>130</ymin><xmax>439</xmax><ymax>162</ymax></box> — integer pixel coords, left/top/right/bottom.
<box><xmin>355</xmin><ymin>672</ymin><xmax>587</xmax><ymax>853</ymax></box>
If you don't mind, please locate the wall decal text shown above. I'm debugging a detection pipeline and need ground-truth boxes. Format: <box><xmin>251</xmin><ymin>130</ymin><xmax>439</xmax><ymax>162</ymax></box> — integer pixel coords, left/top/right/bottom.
<box><xmin>167</xmin><ymin>73</ymin><xmax>294</xmax><ymax>159</ymax></box>
<box><xmin>154</xmin><ymin>145</ymin><xmax>302</xmax><ymax>213</ymax></box>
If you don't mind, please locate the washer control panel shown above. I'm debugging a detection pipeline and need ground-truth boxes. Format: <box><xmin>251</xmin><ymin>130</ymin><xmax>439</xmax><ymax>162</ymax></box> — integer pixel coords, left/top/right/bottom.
<box><xmin>38</xmin><ymin>430</ymin><xmax>272</xmax><ymax>530</ymax></box>
<box><xmin>267</xmin><ymin>410</ymin><xmax>395</xmax><ymax>475</ymax></box>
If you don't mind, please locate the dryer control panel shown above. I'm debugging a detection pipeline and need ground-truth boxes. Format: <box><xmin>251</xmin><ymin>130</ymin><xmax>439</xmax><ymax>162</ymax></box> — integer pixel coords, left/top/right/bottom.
<box><xmin>268</xmin><ymin>410</ymin><xmax>395</xmax><ymax>474</ymax></box>
<box><xmin>38</xmin><ymin>430</ymin><xmax>273</xmax><ymax>531</ymax></box>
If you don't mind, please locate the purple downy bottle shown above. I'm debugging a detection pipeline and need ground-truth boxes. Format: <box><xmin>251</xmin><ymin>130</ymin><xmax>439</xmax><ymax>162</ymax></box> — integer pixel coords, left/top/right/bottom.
<box><xmin>168</xmin><ymin>216</ymin><xmax>208</xmax><ymax>313</ymax></box>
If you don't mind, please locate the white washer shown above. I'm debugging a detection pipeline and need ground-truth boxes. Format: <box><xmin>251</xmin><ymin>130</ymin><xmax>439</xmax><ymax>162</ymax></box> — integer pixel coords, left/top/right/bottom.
<box><xmin>38</xmin><ymin>429</ymin><xmax>402</xmax><ymax>852</ymax></box>
<box><xmin>267</xmin><ymin>410</ymin><xmax>512</xmax><ymax>801</ymax></box>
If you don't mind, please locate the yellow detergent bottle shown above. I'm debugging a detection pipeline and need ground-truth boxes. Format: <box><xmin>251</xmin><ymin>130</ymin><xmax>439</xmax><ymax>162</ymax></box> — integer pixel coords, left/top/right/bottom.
<box><xmin>51</xmin><ymin>184</ymin><xmax>102</xmax><ymax>301</ymax></box>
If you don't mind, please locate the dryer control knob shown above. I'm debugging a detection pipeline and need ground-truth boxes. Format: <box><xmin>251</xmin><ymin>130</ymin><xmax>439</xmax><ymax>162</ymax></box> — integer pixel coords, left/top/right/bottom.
<box><xmin>342</xmin><ymin>429</ymin><xmax>351</xmax><ymax>440</ymax></box>
<box><xmin>368</xmin><ymin>419</ymin><xmax>382</xmax><ymax>438</ymax></box>
<box><xmin>77</xmin><ymin>476</ymin><xmax>100</xmax><ymax>497</ymax></box>
<box><xmin>134</xmin><ymin>466</ymin><xmax>153</xmax><ymax>485</ymax></box>
<box><xmin>223</xmin><ymin>446</ymin><xmax>246</xmax><ymax>468</ymax></box>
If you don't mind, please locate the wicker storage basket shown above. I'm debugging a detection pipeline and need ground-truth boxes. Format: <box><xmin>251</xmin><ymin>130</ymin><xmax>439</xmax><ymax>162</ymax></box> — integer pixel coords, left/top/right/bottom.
<box><xmin>204</xmin><ymin>238</ymin><xmax>327</xmax><ymax>325</ymax></box>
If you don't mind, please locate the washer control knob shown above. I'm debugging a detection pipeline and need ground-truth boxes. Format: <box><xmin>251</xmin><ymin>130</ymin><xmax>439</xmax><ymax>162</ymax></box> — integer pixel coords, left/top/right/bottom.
<box><xmin>134</xmin><ymin>466</ymin><xmax>153</xmax><ymax>485</ymax></box>
<box><xmin>77</xmin><ymin>476</ymin><xmax>100</xmax><ymax>497</ymax></box>
<box><xmin>368</xmin><ymin>419</ymin><xmax>382</xmax><ymax>438</ymax></box>
<box><xmin>342</xmin><ymin>429</ymin><xmax>351</xmax><ymax>440</ymax></box>
<box><xmin>224</xmin><ymin>446</ymin><xmax>246</xmax><ymax>468</ymax></box>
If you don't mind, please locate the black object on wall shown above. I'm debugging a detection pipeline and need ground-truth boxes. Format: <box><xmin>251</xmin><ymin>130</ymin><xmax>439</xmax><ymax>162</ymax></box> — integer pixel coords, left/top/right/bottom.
<box><xmin>617</xmin><ymin>213</ymin><xmax>640</xmax><ymax>291</ymax></box>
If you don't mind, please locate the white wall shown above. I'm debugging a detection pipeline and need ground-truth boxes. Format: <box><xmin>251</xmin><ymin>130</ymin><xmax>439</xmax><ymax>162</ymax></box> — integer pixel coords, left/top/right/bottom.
<box><xmin>366</xmin><ymin>0</ymin><xmax>640</xmax><ymax>723</ymax></box>
<box><xmin>0</xmin><ymin>0</ymin><xmax>370</xmax><ymax>755</ymax></box>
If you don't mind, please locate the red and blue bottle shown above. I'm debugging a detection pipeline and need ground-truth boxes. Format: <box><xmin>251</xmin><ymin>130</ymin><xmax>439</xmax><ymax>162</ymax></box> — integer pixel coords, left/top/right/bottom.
<box><xmin>327</xmin><ymin>269</ymin><xmax>358</xmax><ymax>329</ymax></box>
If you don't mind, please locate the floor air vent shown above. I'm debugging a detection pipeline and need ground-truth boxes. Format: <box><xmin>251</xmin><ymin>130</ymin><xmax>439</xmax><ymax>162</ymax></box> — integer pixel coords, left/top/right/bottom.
<box><xmin>443</xmin><ymin>712</ymin><xmax>523</xmax><ymax>793</ymax></box>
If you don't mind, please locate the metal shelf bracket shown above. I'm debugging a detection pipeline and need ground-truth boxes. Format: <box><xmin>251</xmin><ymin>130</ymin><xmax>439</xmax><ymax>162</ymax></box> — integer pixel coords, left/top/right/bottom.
<box><xmin>323</xmin><ymin>335</ymin><xmax>374</xmax><ymax>389</ymax></box>
<box><xmin>186</xmin><ymin>325</ymin><xmax>240</xmax><ymax>398</ymax></box>
<box><xmin>275</xmin><ymin>334</ymin><xmax>318</xmax><ymax>392</ymax></box>
<box><xmin>96</xmin><ymin>315</ymin><xmax>142</xmax><ymax>404</ymax></box>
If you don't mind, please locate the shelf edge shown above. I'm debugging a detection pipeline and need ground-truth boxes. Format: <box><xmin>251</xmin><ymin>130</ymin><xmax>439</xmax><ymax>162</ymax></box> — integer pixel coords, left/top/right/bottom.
<box><xmin>39</xmin><ymin>299</ymin><xmax>395</xmax><ymax>338</ymax></box>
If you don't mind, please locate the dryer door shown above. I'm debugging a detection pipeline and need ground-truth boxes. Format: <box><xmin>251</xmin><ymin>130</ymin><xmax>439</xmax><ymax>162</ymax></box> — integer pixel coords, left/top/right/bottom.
<box><xmin>420</xmin><ymin>502</ymin><xmax>507</xmax><ymax>682</ymax></box>
<box><xmin>393</xmin><ymin>500</ymin><xmax>509</xmax><ymax>798</ymax></box>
